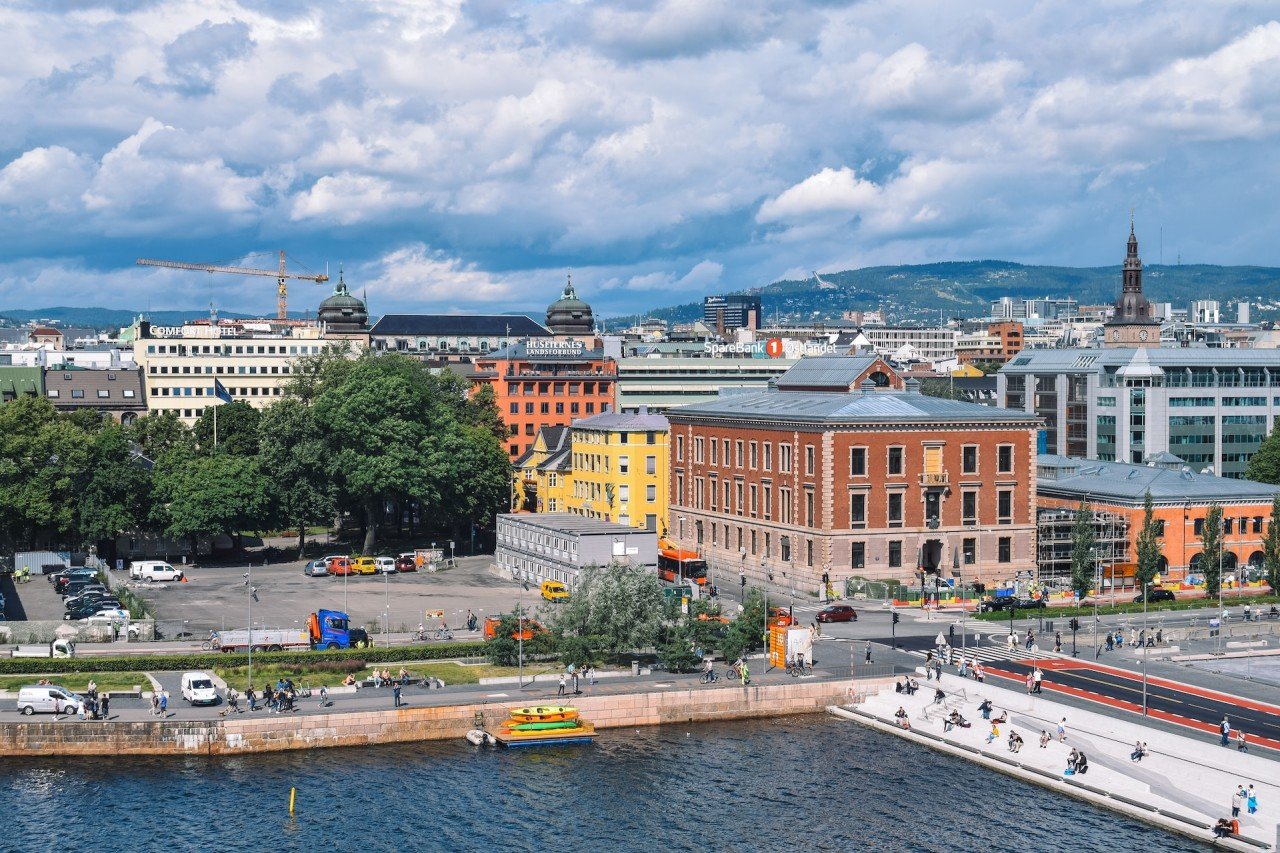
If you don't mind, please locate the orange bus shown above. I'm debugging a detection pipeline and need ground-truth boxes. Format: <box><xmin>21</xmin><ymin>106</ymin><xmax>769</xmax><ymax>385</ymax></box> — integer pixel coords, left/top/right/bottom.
<box><xmin>658</xmin><ymin>545</ymin><xmax>708</xmax><ymax>586</ymax></box>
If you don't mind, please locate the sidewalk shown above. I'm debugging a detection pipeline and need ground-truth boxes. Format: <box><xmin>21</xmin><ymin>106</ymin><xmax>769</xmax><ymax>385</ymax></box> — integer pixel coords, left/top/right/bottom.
<box><xmin>847</xmin><ymin>675</ymin><xmax>1279</xmax><ymax>850</ymax></box>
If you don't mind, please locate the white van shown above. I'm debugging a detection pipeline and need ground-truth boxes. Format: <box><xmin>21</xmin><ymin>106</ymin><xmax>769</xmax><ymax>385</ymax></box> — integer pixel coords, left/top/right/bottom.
<box><xmin>180</xmin><ymin>672</ymin><xmax>219</xmax><ymax>706</ymax></box>
<box><xmin>16</xmin><ymin>685</ymin><xmax>83</xmax><ymax>716</ymax></box>
<box><xmin>129</xmin><ymin>561</ymin><xmax>184</xmax><ymax>582</ymax></box>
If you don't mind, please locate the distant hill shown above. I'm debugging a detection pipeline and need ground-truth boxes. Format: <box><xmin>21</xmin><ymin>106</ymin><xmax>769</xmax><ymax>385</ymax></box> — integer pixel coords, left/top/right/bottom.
<box><xmin>608</xmin><ymin>261</ymin><xmax>1280</xmax><ymax>327</ymax></box>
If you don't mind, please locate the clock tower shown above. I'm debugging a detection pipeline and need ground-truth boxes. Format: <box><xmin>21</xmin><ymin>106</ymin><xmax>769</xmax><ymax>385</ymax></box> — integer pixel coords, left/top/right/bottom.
<box><xmin>1102</xmin><ymin>221</ymin><xmax>1161</xmax><ymax>348</ymax></box>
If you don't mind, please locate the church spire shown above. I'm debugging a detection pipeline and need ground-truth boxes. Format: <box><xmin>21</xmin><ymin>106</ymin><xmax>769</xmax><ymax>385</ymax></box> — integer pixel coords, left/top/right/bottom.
<box><xmin>1122</xmin><ymin>220</ymin><xmax>1142</xmax><ymax>295</ymax></box>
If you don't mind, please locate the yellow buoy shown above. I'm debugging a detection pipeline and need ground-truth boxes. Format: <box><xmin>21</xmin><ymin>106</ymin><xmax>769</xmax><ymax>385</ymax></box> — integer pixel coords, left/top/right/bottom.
<box><xmin>289</xmin><ymin>787</ymin><xmax>296</xmax><ymax>815</ymax></box>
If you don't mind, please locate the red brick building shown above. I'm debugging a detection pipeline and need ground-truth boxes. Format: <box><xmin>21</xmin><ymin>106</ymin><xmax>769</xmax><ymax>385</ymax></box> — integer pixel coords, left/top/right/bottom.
<box><xmin>666</xmin><ymin>357</ymin><xmax>1041</xmax><ymax>594</ymax></box>
<box><xmin>469</xmin><ymin>340</ymin><xmax>617</xmax><ymax>457</ymax></box>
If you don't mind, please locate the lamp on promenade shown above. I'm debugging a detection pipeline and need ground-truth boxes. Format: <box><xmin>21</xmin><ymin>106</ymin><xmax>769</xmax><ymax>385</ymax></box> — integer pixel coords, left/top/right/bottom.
<box><xmin>952</xmin><ymin>548</ymin><xmax>965</xmax><ymax>658</ymax></box>
<box><xmin>1093</xmin><ymin>550</ymin><xmax>1102</xmax><ymax>660</ymax></box>
<box><xmin>242</xmin><ymin>566</ymin><xmax>259</xmax><ymax>695</ymax></box>
<box><xmin>1216</xmin><ymin>516</ymin><xmax>1225</xmax><ymax>657</ymax></box>
<box><xmin>1141</xmin><ymin>580</ymin><xmax>1149</xmax><ymax>716</ymax></box>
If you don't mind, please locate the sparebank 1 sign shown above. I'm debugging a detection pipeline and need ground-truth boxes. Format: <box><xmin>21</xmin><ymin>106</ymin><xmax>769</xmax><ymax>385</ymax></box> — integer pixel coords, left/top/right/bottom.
<box><xmin>527</xmin><ymin>340</ymin><xmax>585</xmax><ymax>357</ymax></box>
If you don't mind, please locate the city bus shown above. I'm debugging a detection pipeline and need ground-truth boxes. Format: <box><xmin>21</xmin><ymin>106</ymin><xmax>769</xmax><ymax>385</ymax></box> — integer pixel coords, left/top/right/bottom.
<box><xmin>657</xmin><ymin>544</ymin><xmax>708</xmax><ymax>586</ymax></box>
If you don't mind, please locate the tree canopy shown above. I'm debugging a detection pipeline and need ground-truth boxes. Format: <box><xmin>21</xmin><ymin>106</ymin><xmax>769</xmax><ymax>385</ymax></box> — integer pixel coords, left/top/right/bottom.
<box><xmin>1134</xmin><ymin>491</ymin><xmax>1161</xmax><ymax>588</ymax></box>
<box><xmin>1245</xmin><ymin>424</ymin><xmax>1280</xmax><ymax>484</ymax></box>
<box><xmin>1200</xmin><ymin>503</ymin><xmax>1224</xmax><ymax>596</ymax></box>
<box><xmin>1069</xmin><ymin>502</ymin><xmax>1096</xmax><ymax>599</ymax></box>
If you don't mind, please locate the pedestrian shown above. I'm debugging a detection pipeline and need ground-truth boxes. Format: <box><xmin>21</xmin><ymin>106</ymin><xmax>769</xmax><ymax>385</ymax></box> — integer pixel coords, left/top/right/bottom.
<box><xmin>1221</xmin><ymin>716</ymin><xmax>1232</xmax><ymax>747</ymax></box>
<box><xmin>149</xmin><ymin>692</ymin><xmax>159</xmax><ymax>716</ymax></box>
<box><xmin>1232</xmin><ymin>787</ymin><xmax>1245</xmax><ymax>818</ymax></box>
<box><xmin>393</xmin><ymin>683</ymin><xmax>402</xmax><ymax>708</ymax></box>
<box><xmin>99</xmin><ymin>693</ymin><xmax>109</xmax><ymax>720</ymax></box>
<box><xmin>1156</xmin><ymin>628</ymin><xmax>1163</xmax><ymax>645</ymax></box>
<box><xmin>557</xmin><ymin>674</ymin><xmax>567</xmax><ymax>697</ymax></box>
<box><xmin>318</xmin><ymin>686</ymin><xmax>329</xmax><ymax>707</ymax></box>
<box><xmin>1105</xmin><ymin>633</ymin><xmax>1114</xmax><ymax>652</ymax></box>
<box><xmin>159</xmin><ymin>690</ymin><xmax>168</xmax><ymax>717</ymax></box>
<box><xmin>1033</xmin><ymin>667</ymin><xmax>1043</xmax><ymax>694</ymax></box>
<box><xmin>1025</xmin><ymin>629</ymin><xmax>1034</xmax><ymax>650</ymax></box>
<box><xmin>812</xmin><ymin>620</ymin><xmax>821</xmax><ymax>638</ymax></box>
<box><xmin>1039</xmin><ymin>730</ymin><xmax>1050</xmax><ymax>749</ymax></box>
<box><xmin>974</xmin><ymin>663</ymin><xmax>985</xmax><ymax>683</ymax></box>
<box><xmin>1057</xmin><ymin>717</ymin><xmax>1067</xmax><ymax>742</ymax></box>
<box><xmin>1054</xmin><ymin>631</ymin><xmax>1062</xmax><ymax>653</ymax></box>
<box><xmin>865</xmin><ymin>643</ymin><xmax>872</xmax><ymax>664</ymax></box>
<box><xmin>246</xmin><ymin>687</ymin><xmax>258</xmax><ymax>712</ymax></box>
<box><xmin>1007</xmin><ymin>631</ymin><xmax>1017</xmax><ymax>651</ymax></box>
<box><xmin>1247</xmin><ymin>785</ymin><xmax>1258</xmax><ymax>815</ymax></box>
<box><xmin>572</xmin><ymin>670</ymin><xmax>580</xmax><ymax>695</ymax></box>
<box><xmin>1025</xmin><ymin>673</ymin><xmax>1034</xmax><ymax>695</ymax></box>
<box><xmin>1244</xmin><ymin>603</ymin><xmax>1252</xmax><ymax>622</ymax></box>
<box><xmin>1236</xmin><ymin>730</ymin><xmax>1248</xmax><ymax>752</ymax></box>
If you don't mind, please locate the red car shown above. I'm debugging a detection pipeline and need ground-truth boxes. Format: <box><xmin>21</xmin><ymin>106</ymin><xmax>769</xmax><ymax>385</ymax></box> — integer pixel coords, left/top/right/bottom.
<box><xmin>816</xmin><ymin>605</ymin><xmax>858</xmax><ymax>623</ymax></box>
<box><xmin>770</xmin><ymin>607</ymin><xmax>797</xmax><ymax>627</ymax></box>
<box><xmin>395</xmin><ymin>554</ymin><xmax>418</xmax><ymax>573</ymax></box>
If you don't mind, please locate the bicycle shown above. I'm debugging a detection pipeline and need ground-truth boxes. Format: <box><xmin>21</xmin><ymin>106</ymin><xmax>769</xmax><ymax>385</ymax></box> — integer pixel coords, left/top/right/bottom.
<box><xmin>700</xmin><ymin>669</ymin><xmax>719</xmax><ymax>684</ymax></box>
<box><xmin>786</xmin><ymin>661</ymin><xmax>814</xmax><ymax>678</ymax></box>
<box><xmin>724</xmin><ymin>665</ymin><xmax>750</xmax><ymax>684</ymax></box>
<box><xmin>435</xmin><ymin>628</ymin><xmax>454</xmax><ymax>641</ymax></box>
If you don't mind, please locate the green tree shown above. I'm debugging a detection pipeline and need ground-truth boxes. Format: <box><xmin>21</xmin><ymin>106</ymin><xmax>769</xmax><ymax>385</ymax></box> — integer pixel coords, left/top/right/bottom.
<box><xmin>722</xmin><ymin>587</ymin><xmax>768</xmax><ymax>662</ymax></box>
<box><xmin>1200</xmin><ymin>502</ymin><xmax>1224</xmax><ymax>596</ymax></box>
<box><xmin>1070</xmin><ymin>502</ymin><xmax>1096</xmax><ymax>600</ymax></box>
<box><xmin>1246</xmin><ymin>424</ymin><xmax>1280</xmax><ymax>484</ymax></box>
<box><xmin>78</xmin><ymin>424</ymin><xmax>151</xmax><ymax>546</ymax></box>
<box><xmin>193</xmin><ymin>401</ymin><xmax>262</xmax><ymax>457</ymax></box>
<box><xmin>1134</xmin><ymin>490</ymin><xmax>1162</xmax><ymax>590</ymax></box>
<box><xmin>258</xmin><ymin>399</ymin><xmax>334</xmax><ymax>555</ymax></box>
<box><xmin>544</xmin><ymin>563</ymin><xmax>664</xmax><ymax>660</ymax></box>
<box><xmin>918</xmin><ymin>378</ymin><xmax>966</xmax><ymax>401</ymax></box>
<box><xmin>152</xmin><ymin>453</ymin><xmax>271</xmax><ymax>554</ymax></box>
<box><xmin>124</xmin><ymin>411</ymin><xmax>192</xmax><ymax>460</ymax></box>
<box><xmin>1265</xmin><ymin>496</ymin><xmax>1280</xmax><ymax>594</ymax></box>
<box><xmin>429</xmin><ymin>422</ymin><xmax>513</xmax><ymax>548</ymax></box>
<box><xmin>0</xmin><ymin>397</ymin><xmax>93</xmax><ymax>549</ymax></box>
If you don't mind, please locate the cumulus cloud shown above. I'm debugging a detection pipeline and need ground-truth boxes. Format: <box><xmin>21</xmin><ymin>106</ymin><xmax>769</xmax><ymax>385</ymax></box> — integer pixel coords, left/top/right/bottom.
<box><xmin>0</xmin><ymin>1</ymin><xmax>1279</xmax><ymax>316</ymax></box>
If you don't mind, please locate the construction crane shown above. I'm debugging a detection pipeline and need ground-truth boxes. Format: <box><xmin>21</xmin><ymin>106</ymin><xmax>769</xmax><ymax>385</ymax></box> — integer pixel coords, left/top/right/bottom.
<box><xmin>136</xmin><ymin>251</ymin><xmax>329</xmax><ymax>320</ymax></box>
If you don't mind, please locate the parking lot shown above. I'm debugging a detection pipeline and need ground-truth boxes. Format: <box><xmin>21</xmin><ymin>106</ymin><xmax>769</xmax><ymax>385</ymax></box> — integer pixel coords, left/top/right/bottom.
<box><xmin>128</xmin><ymin>554</ymin><xmax>534</xmax><ymax>639</ymax></box>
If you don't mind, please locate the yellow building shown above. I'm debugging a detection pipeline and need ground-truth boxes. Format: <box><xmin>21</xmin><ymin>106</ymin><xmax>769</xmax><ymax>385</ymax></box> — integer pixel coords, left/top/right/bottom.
<box><xmin>565</xmin><ymin>409</ymin><xmax>669</xmax><ymax>532</ymax></box>
<box><xmin>513</xmin><ymin>426</ymin><xmax>572</xmax><ymax>513</ymax></box>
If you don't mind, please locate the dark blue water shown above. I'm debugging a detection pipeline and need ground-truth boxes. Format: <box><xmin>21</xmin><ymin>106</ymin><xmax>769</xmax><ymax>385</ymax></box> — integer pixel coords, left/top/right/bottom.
<box><xmin>0</xmin><ymin>717</ymin><xmax>1204</xmax><ymax>852</ymax></box>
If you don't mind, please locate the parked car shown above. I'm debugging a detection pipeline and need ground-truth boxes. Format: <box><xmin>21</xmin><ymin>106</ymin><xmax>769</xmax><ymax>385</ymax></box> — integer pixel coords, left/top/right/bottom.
<box><xmin>62</xmin><ymin>583</ymin><xmax>108</xmax><ymax>600</ymax></box>
<box><xmin>979</xmin><ymin>597</ymin><xmax>1014</xmax><ymax>613</ymax></box>
<box><xmin>83</xmin><ymin>608</ymin><xmax>131</xmax><ymax>624</ymax></box>
<box><xmin>129</xmin><ymin>561</ymin><xmax>183</xmax><ymax>582</ymax></box>
<box><xmin>540</xmin><ymin>580</ymin><xmax>569</xmax><ymax>601</ymax></box>
<box><xmin>395</xmin><ymin>554</ymin><xmax>418</xmax><ymax>573</ymax></box>
<box><xmin>351</xmin><ymin>556</ymin><xmax>378</xmax><ymax>576</ymax></box>
<box><xmin>54</xmin><ymin>571</ymin><xmax>98</xmax><ymax>594</ymax></box>
<box><xmin>65</xmin><ymin>600</ymin><xmax>122</xmax><ymax>620</ymax></box>
<box><xmin>16</xmin><ymin>685</ymin><xmax>82</xmax><ymax>716</ymax></box>
<box><xmin>326</xmin><ymin>556</ymin><xmax>353</xmax><ymax>576</ymax></box>
<box><xmin>1134</xmin><ymin>588</ymin><xmax>1176</xmax><ymax>604</ymax></box>
<box><xmin>181</xmin><ymin>672</ymin><xmax>219</xmax><ymax>706</ymax></box>
<box><xmin>63</xmin><ymin>590</ymin><xmax>119</xmax><ymax>610</ymax></box>
<box><xmin>769</xmin><ymin>607</ymin><xmax>797</xmax><ymax>626</ymax></box>
<box><xmin>303</xmin><ymin>559</ymin><xmax>330</xmax><ymax>577</ymax></box>
<box><xmin>816</xmin><ymin>604</ymin><xmax>858</xmax><ymax>623</ymax></box>
<box><xmin>375</xmin><ymin>557</ymin><xmax>397</xmax><ymax>574</ymax></box>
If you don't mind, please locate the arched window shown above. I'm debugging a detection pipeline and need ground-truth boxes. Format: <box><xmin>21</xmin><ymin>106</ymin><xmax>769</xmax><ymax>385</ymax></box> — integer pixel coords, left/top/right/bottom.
<box><xmin>418</xmin><ymin>338</ymin><xmax>429</xmax><ymax>350</ymax></box>
<box><xmin>479</xmin><ymin>339</ymin><xmax>489</xmax><ymax>351</ymax></box>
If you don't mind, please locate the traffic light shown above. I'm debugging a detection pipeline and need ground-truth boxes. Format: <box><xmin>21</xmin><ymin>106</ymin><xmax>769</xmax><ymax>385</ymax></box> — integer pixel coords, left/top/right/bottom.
<box><xmin>1069</xmin><ymin>617</ymin><xmax>1080</xmax><ymax>631</ymax></box>
<box><xmin>892</xmin><ymin>612</ymin><xmax>900</xmax><ymax>625</ymax></box>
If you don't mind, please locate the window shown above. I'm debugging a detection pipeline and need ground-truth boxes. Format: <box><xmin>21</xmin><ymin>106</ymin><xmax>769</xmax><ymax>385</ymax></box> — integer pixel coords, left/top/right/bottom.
<box><xmin>646</xmin><ymin>485</ymin><xmax>656</xmax><ymax>502</ymax></box>
<box><xmin>849</xmin><ymin>493</ymin><xmax>866</xmax><ymax>528</ymax></box>
<box><xmin>963</xmin><ymin>537</ymin><xmax>976</xmax><ymax>565</ymax></box>
<box><xmin>851</xmin><ymin>542</ymin><xmax>865</xmax><ymax>569</ymax></box>
<box><xmin>749</xmin><ymin>484</ymin><xmax>758</xmax><ymax>515</ymax></box>
<box><xmin>997</xmin><ymin>490</ymin><xmax>1012</xmax><ymax>523</ymax></box>
<box><xmin>1254</xmin><ymin>517</ymin><xmax>1264</xmax><ymax>534</ymax></box>
<box><xmin>1194</xmin><ymin>518</ymin><xmax>1205</xmax><ymax>536</ymax></box>
<box><xmin>123</xmin><ymin>390</ymin><xmax>136</xmax><ymax>398</ymax></box>
<box><xmin>781</xmin><ymin>535</ymin><xmax>791</xmax><ymax>562</ymax></box>
<box><xmin>619</xmin><ymin>456</ymin><xmax>629</xmax><ymax>474</ymax></box>
<box><xmin>71</xmin><ymin>389</ymin><xmax>85</xmax><ymax>399</ymax></box>
<box><xmin>850</xmin><ymin>447</ymin><xmax>866</xmax><ymax>477</ymax></box>
<box><xmin>676</xmin><ymin>435</ymin><xmax>685</xmax><ymax>461</ymax></box>
<box><xmin>962</xmin><ymin>445</ymin><xmax>978</xmax><ymax>474</ymax></box>
<box><xmin>888</xmin><ymin>540</ymin><xmax>902</xmax><ymax>568</ymax></box>
<box><xmin>888</xmin><ymin>493</ymin><xmax>903</xmax><ymax>527</ymax></box>
<box><xmin>806</xmin><ymin>539</ymin><xmax>813</xmax><ymax>567</ymax></box>
<box><xmin>998</xmin><ymin>445</ymin><xmax>1014</xmax><ymax>473</ymax></box>
<box><xmin>735</xmin><ymin>440</ymin><xmax>744</xmax><ymax>467</ymax></box>
<box><xmin>780</xmin><ymin>444</ymin><xmax>792</xmax><ymax>473</ymax></box>
<box><xmin>780</xmin><ymin>488</ymin><xmax>792</xmax><ymax>524</ymax></box>
<box><xmin>646</xmin><ymin>456</ymin><xmax>656</xmax><ymax>475</ymax></box>
<box><xmin>998</xmin><ymin>537</ymin><xmax>1012</xmax><ymax>563</ymax></box>
<box><xmin>735</xmin><ymin>481</ymin><xmax>744</xmax><ymax>514</ymax></box>
<box><xmin>97</xmin><ymin>389</ymin><xmax>109</xmax><ymax>398</ymax></box>
<box><xmin>887</xmin><ymin>447</ymin><xmax>904</xmax><ymax>476</ymax></box>
<box><xmin>804</xmin><ymin>488</ymin><xmax>814</xmax><ymax>527</ymax></box>
<box><xmin>763</xmin><ymin>442</ymin><xmax>772</xmax><ymax>471</ymax></box>
<box><xmin>763</xmin><ymin>484</ymin><xmax>772</xmax><ymax>519</ymax></box>
<box><xmin>749</xmin><ymin>441</ymin><xmax>758</xmax><ymax>468</ymax></box>
<box><xmin>805</xmin><ymin>445</ymin><xmax>815</xmax><ymax>475</ymax></box>
<box><xmin>47</xmin><ymin>389</ymin><xmax>59</xmax><ymax>398</ymax></box>
<box><xmin>710</xmin><ymin>439</ymin><xmax>718</xmax><ymax>466</ymax></box>
<box><xmin>962</xmin><ymin>491</ymin><xmax>978</xmax><ymax>524</ymax></box>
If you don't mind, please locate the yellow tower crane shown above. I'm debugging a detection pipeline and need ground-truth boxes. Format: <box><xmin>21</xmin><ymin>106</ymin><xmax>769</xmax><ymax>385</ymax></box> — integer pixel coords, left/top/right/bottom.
<box><xmin>135</xmin><ymin>251</ymin><xmax>329</xmax><ymax>321</ymax></box>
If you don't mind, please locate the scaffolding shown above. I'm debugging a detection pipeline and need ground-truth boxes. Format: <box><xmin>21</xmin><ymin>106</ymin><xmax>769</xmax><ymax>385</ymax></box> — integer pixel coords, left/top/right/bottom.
<box><xmin>1036</xmin><ymin>506</ymin><xmax>1129</xmax><ymax>588</ymax></box>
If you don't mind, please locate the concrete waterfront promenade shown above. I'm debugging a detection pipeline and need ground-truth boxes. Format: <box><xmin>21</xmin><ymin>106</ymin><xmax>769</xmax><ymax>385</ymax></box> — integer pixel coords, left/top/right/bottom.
<box><xmin>837</xmin><ymin>676</ymin><xmax>1280</xmax><ymax>851</ymax></box>
<box><xmin>0</xmin><ymin>676</ymin><xmax>862</xmax><ymax>757</ymax></box>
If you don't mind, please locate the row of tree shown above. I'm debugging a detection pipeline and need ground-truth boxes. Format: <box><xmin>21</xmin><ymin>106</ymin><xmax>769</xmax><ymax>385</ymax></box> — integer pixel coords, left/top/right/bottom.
<box><xmin>0</xmin><ymin>351</ymin><xmax>513</xmax><ymax>558</ymax></box>
<box><xmin>1070</xmin><ymin>492</ymin><xmax>1280</xmax><ymax>598</ymax></box>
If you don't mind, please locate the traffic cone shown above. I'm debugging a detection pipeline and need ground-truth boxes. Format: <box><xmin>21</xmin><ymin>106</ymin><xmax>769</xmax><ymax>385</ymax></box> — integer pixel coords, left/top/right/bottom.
<box><xmin>182</xmin><ymin>575</ymin><xmax>189</xmax><ymax>583</ymax></box>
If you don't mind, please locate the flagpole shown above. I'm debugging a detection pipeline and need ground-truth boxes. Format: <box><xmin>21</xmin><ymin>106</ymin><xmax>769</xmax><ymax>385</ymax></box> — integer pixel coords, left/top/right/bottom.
<box><xmin>213</xmin><ymin>398</ymin><xmax>218</xmax><ymax>448</ymax></box>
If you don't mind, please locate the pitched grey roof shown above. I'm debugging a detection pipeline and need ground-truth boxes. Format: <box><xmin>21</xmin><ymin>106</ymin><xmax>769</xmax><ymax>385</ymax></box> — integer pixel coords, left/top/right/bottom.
<box><xmin>571</xmin><ymin>410</ymin><xmax>669</xmax><ymax>432</ymax></box>
<box><xmin>667</xmin><ymin>386</ymin><xmax>1041</xmax><ymax>425</ymax></box>
<box><xmin>1036</xmin><ymin>454</ymin><xmax>1280</xmax><ymax>506</ymax></box>
<box><xmin>370</xmin><ymin>314</ymin><xmax>551</xmax><ymax>338</ymax></box>
<box><xmin>773</xmin><ymin>355</ymin><xmax>887</xmax><ymax>390</ymax></box>
<box><xmin>497</xmin><ymin>512</ymin><xmax>653</xmax><ymax>537</ymax></box>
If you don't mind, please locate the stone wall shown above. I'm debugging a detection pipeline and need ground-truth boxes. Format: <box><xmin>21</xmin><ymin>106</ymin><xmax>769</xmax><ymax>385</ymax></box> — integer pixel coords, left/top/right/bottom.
<box><xmin>0</xmin><ymin>679</ymin><xmax>856</xmax><ymax>757</ymax></box>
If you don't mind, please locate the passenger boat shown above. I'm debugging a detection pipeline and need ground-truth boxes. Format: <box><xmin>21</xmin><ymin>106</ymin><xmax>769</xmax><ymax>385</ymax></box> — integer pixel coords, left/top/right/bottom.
<box><xmin>508</xmin><ymin>705</ymin><xmax>579</xmax><ymax>723</ymax></box>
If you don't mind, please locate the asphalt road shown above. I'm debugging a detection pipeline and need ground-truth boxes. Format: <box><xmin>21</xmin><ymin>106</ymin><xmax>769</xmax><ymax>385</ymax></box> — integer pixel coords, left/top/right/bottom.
<box><xmin>984</xmin><ymin>658</ymin><xmax>1280</xmax><ymax>748</ymax></box>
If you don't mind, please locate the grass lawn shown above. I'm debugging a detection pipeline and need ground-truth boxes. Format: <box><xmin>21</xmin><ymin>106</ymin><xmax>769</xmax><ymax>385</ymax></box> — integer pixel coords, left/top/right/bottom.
<box><xmin>0</xmin><ymin>672</ymin><xmax>150</xmax><ymax>693</ymax></box>
<box><xmin>212</xmin><ymin>661</ymin><xmax>561</xmax><ymax>688</ymax></box>
<box><xmin>973</xmin><ymin>593</ymin><xmax>1280</xmax><ymax>622</ymax></box>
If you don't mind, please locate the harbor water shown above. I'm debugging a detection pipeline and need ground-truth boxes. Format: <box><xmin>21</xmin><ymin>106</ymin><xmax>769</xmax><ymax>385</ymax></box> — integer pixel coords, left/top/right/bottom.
<box><xmin>0</xmin><ymin>716</ymin><xmax>1205</xmax><ymax>852</ymax></box>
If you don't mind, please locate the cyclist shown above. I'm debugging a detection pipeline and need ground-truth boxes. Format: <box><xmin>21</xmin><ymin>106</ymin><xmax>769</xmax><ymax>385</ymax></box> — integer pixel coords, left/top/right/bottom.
<box><xmin>702</xmin><ymin>658</ymin><xmax>715</xmax><ymax>683</ymax></box>
<box><xmin>738</xmin><ymin>659</ymin><xmax>750</xmax><ymax>686</ymax></box>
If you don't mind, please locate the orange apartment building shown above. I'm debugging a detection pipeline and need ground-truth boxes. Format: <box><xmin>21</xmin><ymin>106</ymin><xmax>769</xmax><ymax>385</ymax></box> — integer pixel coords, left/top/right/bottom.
<box><xmin>469</xmin><ymin>340</ymin><xmax>617</xmax><ymax>457</ymax></box>
<box><xmin>1036</xmin><ymin>454</ymin><xmax>1280</xmax><ymax>586</ymax></box>
<box><xmin>957</xmin><ymin>321</ymin><xmax>1024</xmax><ymax>366</ymax></box>
<box><xmin>665</xmin><ymin>356</ymin><xmax>1041</xmax><ymax>594</ymax></box>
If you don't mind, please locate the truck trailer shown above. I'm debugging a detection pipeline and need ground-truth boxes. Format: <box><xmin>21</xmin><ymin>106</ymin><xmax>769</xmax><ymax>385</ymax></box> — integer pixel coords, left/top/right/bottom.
<box><xmin>211</xmin><ymin>609</ymin><xmax>367</xmax><ymax>652</ymax></box>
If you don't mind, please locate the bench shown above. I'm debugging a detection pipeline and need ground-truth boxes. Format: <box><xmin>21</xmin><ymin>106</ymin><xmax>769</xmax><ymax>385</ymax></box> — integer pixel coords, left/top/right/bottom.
<box><xmin>356</xmin><ymin>677</ymin><xmax>435</xmax><ymax>690</ymax></box>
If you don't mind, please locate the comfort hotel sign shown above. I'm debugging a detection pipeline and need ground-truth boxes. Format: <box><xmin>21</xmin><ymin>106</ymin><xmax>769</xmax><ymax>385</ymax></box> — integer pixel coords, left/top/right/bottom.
<box><xmin>526</xmin><ymin>340</ymin><xmax>585</xmax><ymax>357</ymax></box>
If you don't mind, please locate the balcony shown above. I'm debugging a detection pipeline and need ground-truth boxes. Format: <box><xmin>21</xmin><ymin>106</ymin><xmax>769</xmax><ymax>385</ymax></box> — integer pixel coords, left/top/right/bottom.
<box><xmin>920</xmin><ymin>472</ymin><xmax>949</xmax><ymax>487</ymax></box>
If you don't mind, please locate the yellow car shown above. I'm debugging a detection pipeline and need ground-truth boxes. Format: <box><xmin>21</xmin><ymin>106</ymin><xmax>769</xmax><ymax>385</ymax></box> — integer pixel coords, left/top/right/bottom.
<box><xmin>352</xmin><ymin>556</ymin><xmax>378</xmax><ymax>575</ymax></box>
<box><xmin>540</xmin><ymin>580</ymin><xmax>569</xmax><ymax>602</ymax></box>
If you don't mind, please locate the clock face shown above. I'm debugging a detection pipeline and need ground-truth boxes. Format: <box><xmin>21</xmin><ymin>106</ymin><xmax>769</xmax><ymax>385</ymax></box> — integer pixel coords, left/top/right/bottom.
<box><xmin>1139</xmin><ymin>329</ymin><xmax>1149</xmax><ymax>341</ymax></box>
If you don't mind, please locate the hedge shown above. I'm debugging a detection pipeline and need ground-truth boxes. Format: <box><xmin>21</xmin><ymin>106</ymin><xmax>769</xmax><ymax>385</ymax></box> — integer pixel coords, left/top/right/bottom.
<box><xmin>0</xmin><ymin>641</ymin><xmax>488</xmax><ymax>675</ymax></box>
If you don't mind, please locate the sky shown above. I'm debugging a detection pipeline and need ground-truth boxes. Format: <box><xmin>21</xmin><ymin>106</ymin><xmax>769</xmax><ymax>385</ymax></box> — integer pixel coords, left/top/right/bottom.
<box><xmin>1</xmin><ymin>0</ymin><xmax>1279</xmax><ymax>320</ymax></box>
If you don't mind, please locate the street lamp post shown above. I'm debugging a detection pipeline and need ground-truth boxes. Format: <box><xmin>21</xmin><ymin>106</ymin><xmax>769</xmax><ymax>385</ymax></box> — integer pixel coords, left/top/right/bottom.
<box><xmin>1217</xmin><ymin>521</ymin><xmax>1225</xmax><ymax>656</ymax></box>
<box><xmin>953</xmin><ymin>549</ymin><xmax>966</xmax><ymax>659</ymax></box>
<box><xmin>1093</xmin><ymin>551</ymin><xmax>1102</xmax><ymax>660</ymax></box>
<box><xmin>1142</xmin><ymin>580</ymin><xmax>1149</xmax><ymax>716</ymax></box>
<box><xmin>243</xmin><ymin>565</ymin><xmax>258</xmax><ymax>695</ymax></box>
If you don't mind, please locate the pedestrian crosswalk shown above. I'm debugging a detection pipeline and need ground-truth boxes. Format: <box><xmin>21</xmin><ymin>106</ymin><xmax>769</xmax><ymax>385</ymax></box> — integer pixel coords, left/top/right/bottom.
<box><xmin>904</xmin><ymin>641</ymin><xmax>1051</xmax><ymax>666</ymax></box>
